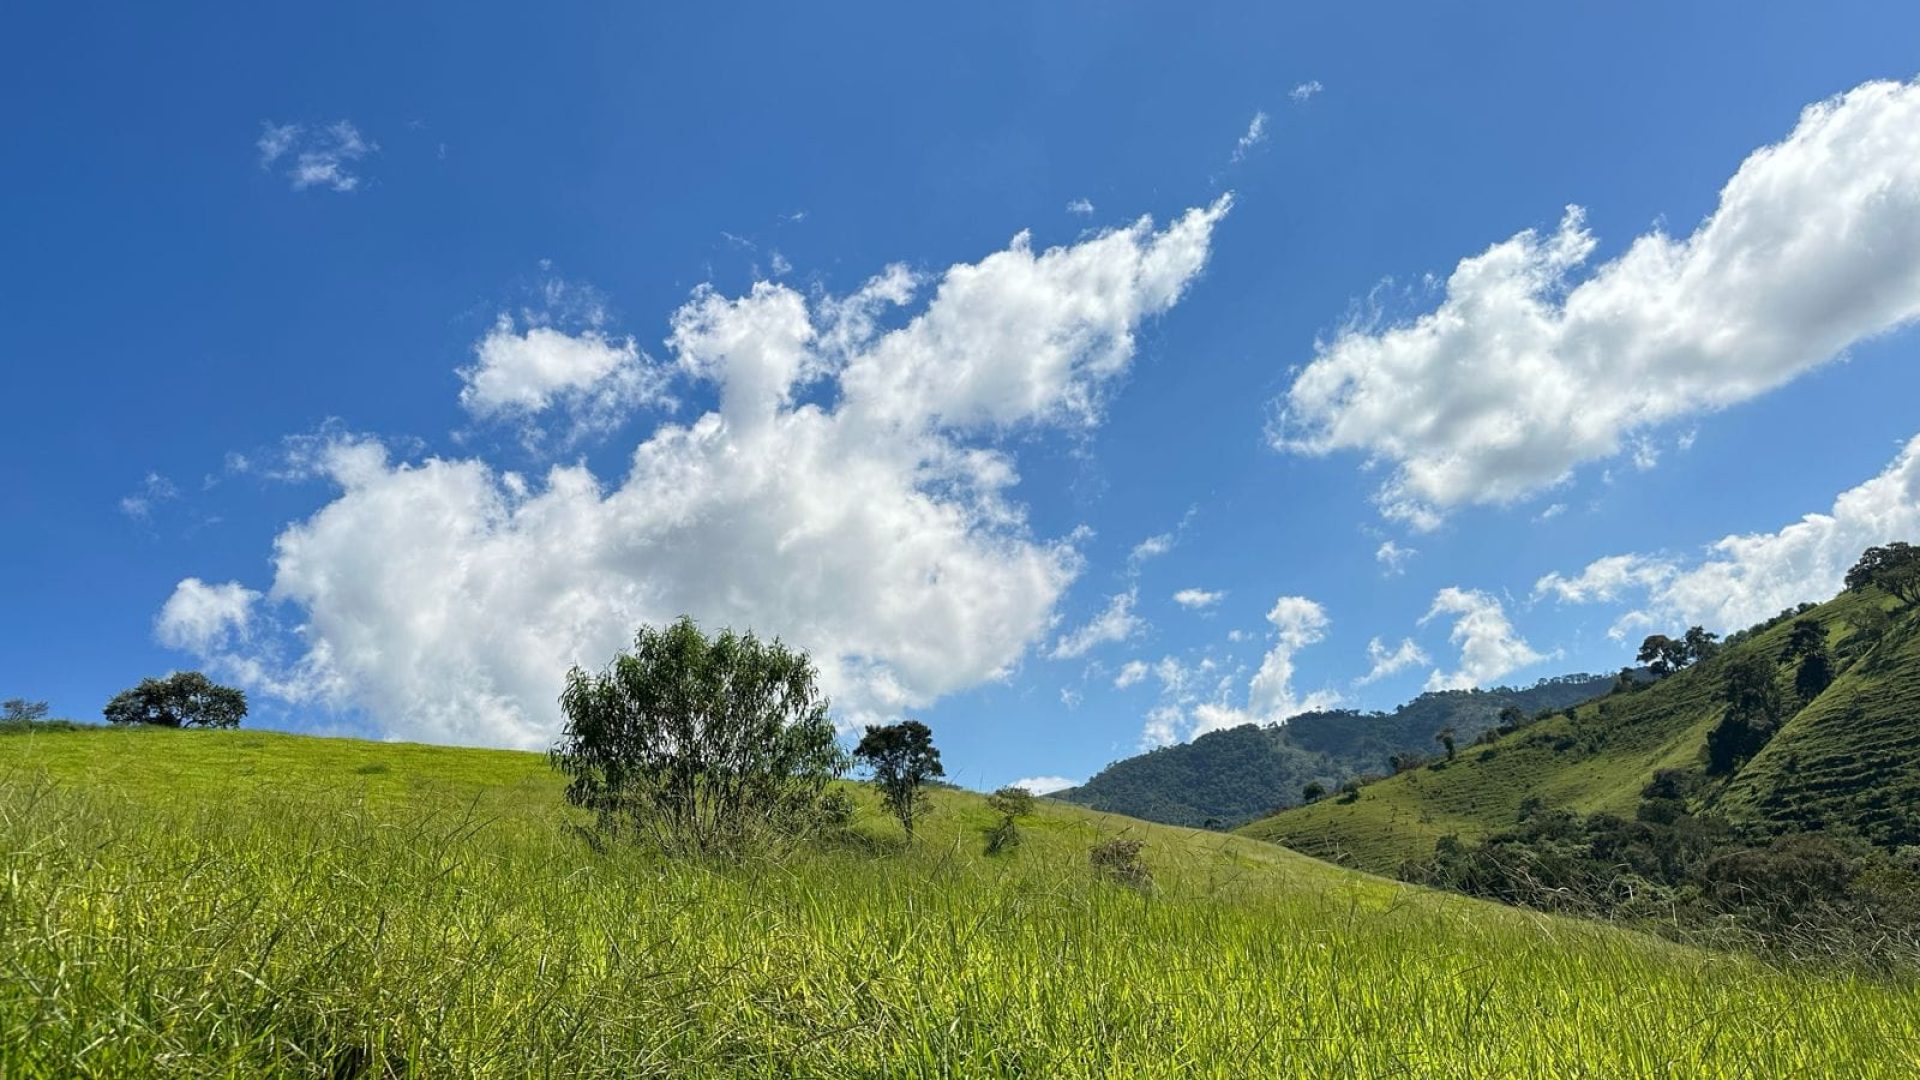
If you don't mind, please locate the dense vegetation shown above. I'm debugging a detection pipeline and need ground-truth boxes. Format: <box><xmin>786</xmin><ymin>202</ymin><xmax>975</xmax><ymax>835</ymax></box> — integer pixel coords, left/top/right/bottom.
<box><xmin>5</xmin><ymin>725</ymin><xmax>1920</xmax><ymax>1076</ymax></box>
<box><xmin>1058</xmin><ymin>674</ymin><xmax>1614</xmax><ymax>828</ymax></box>
<box><xmin>1243</xmin><ymin>549</ymin><xmax>1920</xmax><ymax>961</ymax></box>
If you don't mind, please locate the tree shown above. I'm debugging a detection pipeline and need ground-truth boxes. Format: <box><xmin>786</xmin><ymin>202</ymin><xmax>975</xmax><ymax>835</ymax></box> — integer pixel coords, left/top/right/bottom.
<box><xmin>550</xmin><ymin>617</ymin><xmax>843</xmax><ymax>854</ymax></box>
<box><xmin>1780</xmin><ymin>618</ymin><xmax>1835</xmax><ymax>703</ymax></box>
<box><xmin>1637</xmin><ymin>634</ymin><xmax>1690</xmax><ymax>677</ymax></box>
<box><xmin>1496</xmin><ymin>705</ymin><xmax>1527</xmax><ymax>733</ymax></box>
<box><xmin>1705</xmin><ymin>653</ymin><xmax>1784</xmax><ymax>775</ymax></box>
<box><xmin>854</xmin><ymin>720</ymin><xmax>944</xmax><ymax>839</ymax></box>
<box><xmin>1301</xmin><ymin>781</ymin><xmax>1328</xmax><ymax>803</ymax></box>
<box><xmin>986</xmin><ymin>785</ymin><xmax>1037</xmax><ymax>819</ymax></box>
<box><xmin>103</xmin><ymin>672</ymin><xmax>246</xmax><ymax>729</ymax></box>
<box><xmin>1435</xmin><ymin>726</ymin><xmax>1457</xmax><ymax>761</ymax></box>
<box><xmin>1846</xmin><ymin>542</ymin><xmax>1920</xmax><ymax>605</ymax></box>
<box><xmin>1682</xmin><ymin>626</ymin><xmax>1721</xmax><ymax>665</ymax></box>
<box><xmin>2</xmin><ymin>698</ymin><xmax>49</xmax><ymax>723</ymax></box>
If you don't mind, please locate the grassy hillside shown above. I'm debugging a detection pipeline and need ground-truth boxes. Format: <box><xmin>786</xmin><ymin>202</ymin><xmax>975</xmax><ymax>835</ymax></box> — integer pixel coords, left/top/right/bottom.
<box><xmin>3</xmin><ymin>727</ymin><xmax>1917</xmax><ymax>1075</ymax></box>
<box><xmin>1240</xmin><ymin>589</ymin><xmax>1917</xmax><ymax>873</ymax></box>
<box><xmin>1058</xmin><ymin>674</ymin><xmax>1613</xmax><ymax>829</ymax></box>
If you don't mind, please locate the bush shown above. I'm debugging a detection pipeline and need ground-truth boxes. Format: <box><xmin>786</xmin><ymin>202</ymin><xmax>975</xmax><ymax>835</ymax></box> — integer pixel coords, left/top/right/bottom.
<box><xmin>1090</xmin><ymin>837</ymin><xmax>1152</xmax><ymax>891</ymax></box>
<box><xmin>986</xmin><ymin>785</ymin><xmax>1038</xmax><ymax>819</ymax></box>
<box><xmin>103</xmin><ymin>672</ymin><xmax>246</xmax><ymax>729</ymax></box>
<box><xmin>984</xmin><ymin>815</ymin><xmax>1022</xmax><ymax>855</ymax></box>
<box><xmin>550</xmin><ymin>617</ymin><xmax>844</xmax><ymax>855</ymax></box>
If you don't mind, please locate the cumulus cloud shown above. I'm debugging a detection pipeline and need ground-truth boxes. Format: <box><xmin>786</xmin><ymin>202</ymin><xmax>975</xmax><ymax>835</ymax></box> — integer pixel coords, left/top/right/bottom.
<box><xmin>1275</xmin><ymin>78</ymin><xmax>1920</xmax><ymax>526</ymax></box>
<box><xmin>1172</xmin><ymin>587</ymin><xmax>1225</xmax><ymax>609</ymax></box>
<box><xmin>258</xmin><ymin>120</ymin><xmax>375</xmax><ymax>193</ymax></box>
<box><xmin>1009</xmin><ymin>775</ymin><xmax>1078</xmax><ymax>795</ymax></box>
<box><xmin>1051</xmin><ymin>590</ymin><xmax>1145</xmax><ymax>659</ymax></box>
<box><xmin>1538</xmin><ymin>433</ymin><xmax>1920</xmax><ymax>636</ymax></box>
<box><xmin>1356</xmin><ymin>636</ymin><xmax>1428</xmax><ymax>686</ymax></box>
<box><xmin>1232</xmin><ymin>111</ymin><xmax>1270</xmax><ymax>162</ymax></box>
<box><xmin>161</xmin><ymin>201</ymin><xmax>1231</xmax><ymax>748</ymax></box>
<box><xmin>156</xmin><ymin>578</ymin><xmax>261</xmax><ymax>653</ymax></box>
<box><xmin>1113</xmin><ymin>659</ymin><xmax>1150</xmax><ymax>689</ymax></box>
<box><xmin>458</xmin><ymin>317</ymin><xmax>669</xmax><ymax>440</ymax></box>
<box><xmin>1145</xmin><ymin>596</ymin><xmax>1337</xmax><ymax>746</ymax></box>
<box><xmin>1420</xmin><ymin>588</ymin><xmax>1545</xmax><ymax>691</ymax></box>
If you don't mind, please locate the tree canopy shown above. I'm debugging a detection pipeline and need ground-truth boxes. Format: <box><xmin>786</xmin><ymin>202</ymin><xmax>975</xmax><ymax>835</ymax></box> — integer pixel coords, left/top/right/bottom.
<box><xmin>854</xmin><ymin>720</ymin><xmax>944</xmax><ymax>839</ymax></box>
<box><xmin>103</xmin><ymin>672</ymin><xmax>246</xmax><ymax>729</ymax></box>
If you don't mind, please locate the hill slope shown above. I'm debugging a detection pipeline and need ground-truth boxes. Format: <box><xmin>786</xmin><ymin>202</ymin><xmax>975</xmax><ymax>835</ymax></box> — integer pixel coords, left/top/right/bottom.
<box><xmin>1058</xmin><ymin>674</ymin><xmax>1613</xmax><ymax>829</ymax></box>
<box><xmin>1241</xmin><ymin>588</ymin><xmax>1919</xmax><ymax>872</ymax></box>
<box><xmin>3</xmin><ymin>726</ymin><xmax>1916</xmax><ymax>1076</ymax></box>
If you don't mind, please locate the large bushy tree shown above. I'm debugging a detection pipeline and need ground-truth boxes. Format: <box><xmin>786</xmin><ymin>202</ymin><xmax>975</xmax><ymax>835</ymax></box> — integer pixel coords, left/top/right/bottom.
<box><xmin>1846</xmin><ymin>542</ymin><xmax>1920</xmax><ymax>606</ymax></box>
<box><xmin>551</xmin><ymin>617</ymin><xmax>844</xmax><ymax>854</ymax></box>
<box><xmin>854</xmin><ymin>720</ymin><xmax>943</xmax><ymax>839</ymax></box>
<box><xmin>1705</xmin><ymin>653</ymin><xmax>1785</xmax><ymax>775</ymax></box>
<box><xmin>103</xmin><ymin>672</ymin><xmax>246</xmax><ymax>728</ymax></box>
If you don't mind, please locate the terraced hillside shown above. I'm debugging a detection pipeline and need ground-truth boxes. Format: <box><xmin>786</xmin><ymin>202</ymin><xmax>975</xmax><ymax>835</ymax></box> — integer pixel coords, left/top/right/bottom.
<box><xmin>1241</xmin><ymin>587</ymin><xmax>1918</xmax><ymax>873</ymax></box>
<box><xmin>4</xmin><ymin>725</ymin><xmax>1918</xmax><ymax>1076</ymax></box>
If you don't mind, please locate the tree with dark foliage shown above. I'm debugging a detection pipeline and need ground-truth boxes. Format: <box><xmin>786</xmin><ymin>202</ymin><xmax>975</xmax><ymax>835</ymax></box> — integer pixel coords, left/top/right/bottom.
<box><xmin>854</xmin><ymin>720</ymin><xmax>944</xmax><ymax>839</ymax></box>
<box><xmin>1846</xmin><ymin>542</ymin><xmax>1920</xmax><ymax>605</ymax></box>
<box><xmin>1780</xmin><ymin>618</ymin><xmax>1835</xmax><ymax>704</ymax></box>
<box><xmin>551</xmin><ymin>617</ymin><xmax>843</xmax><ymax>854</ymax></box>
<box><xmin>1637</xmin><ymin>635</ymin><xmax>1689</xmax><ymax>677</ymax></box>
<box><xmin>103</xmin><ymin>672</ymin><xmax>246</xmax><ymax>728</ymax></box>
<box><xmin>1705</xmin><ymin>652</ymin><xmax>1785</xmax><ymax>774</ymax></box>
<box><xmin>3</xmin><ymin>698</ymin><xmax>49</xmax><ymax>723</ymax></box>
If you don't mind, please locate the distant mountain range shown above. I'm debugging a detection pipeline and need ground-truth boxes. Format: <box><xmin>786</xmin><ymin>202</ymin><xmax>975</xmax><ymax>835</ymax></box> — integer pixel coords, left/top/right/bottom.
<box><xmin>1054</xmin><ymin>673</ymin><xmax>1618</xmax><ymax>829</ymax></box>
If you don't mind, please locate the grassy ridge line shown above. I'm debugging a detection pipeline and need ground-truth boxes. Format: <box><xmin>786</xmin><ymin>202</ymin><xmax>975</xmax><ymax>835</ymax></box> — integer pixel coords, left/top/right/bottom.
<box><xmin>0</xmin><ymin>729</ymin><xmax>1916</xmax><ymax>1077</ymax></box>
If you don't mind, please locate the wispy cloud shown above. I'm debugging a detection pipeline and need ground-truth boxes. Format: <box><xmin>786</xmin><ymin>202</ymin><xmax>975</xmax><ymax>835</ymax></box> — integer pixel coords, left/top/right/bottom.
<box><xmin>1290</xmin><ymin>80</ymin><xmax>1323</xmax><ymax>103</ymax></box>
<box><xmin>1231</xmin><ymin>110</ymin><xmax>1270</xmax><ymax>162</ymax></box>
<box><xmin>258</xmin><ymin>120</ymin><xmax>376</xmax><ymax>193</ymax></box>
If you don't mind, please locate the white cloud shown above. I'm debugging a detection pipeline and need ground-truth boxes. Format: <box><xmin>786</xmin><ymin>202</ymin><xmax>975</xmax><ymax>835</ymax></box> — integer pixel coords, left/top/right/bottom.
<box><xmin>258</xmin><ymin>120</ymin><xmax>375</xmax><ymax>193</ymax></box>
<box><xmin>1113</xmin><ymin>659</ymin><xmax>1149</xmax><ymax>689</ymax></box>
<box><xmin>1147</xmin><ymin>596</ymin><xmax>1337</xmax><ymax>746</ymax></box>
<box><xmin>1375</xmin><ymin>539</ymin><xmax>1415</xmax><ymax>576</ymax></box>
<box><xmin>1008</xmin><ymin>775</ymin><xmax>1078</xmax><ymax>795</ymax></box>
<box><xmin>119</xmin><ymin>472</ymin><xmax>179</xmax><ymax>520</ymax></box>
<box><xmin>1540</xmin><ymin>433</ymin><xmax>1920</xmax><ymax>636</ymax></box>
<box><xmin>156</xmin><ymin>578</ymin><xmax>261</xmax><ymax>654</ymax></box>
<box><xmin>1066</xmin><ymin>198</ymin><xmax>1095</xmax><ymax>216</ymax></box>
<box><xmin>458</xmin><ymin>317</ymin><xmax>668</xmax><ymax>440</ymax></box>
<box><xmin>1129</xmin><ymin>532</ymin><xmax>1174</xmax><ymax>568</ymax></box>
<box><xmin>1290</xmin><ymin>81</ymin><xmax>1323</xmax><ymax>103</ymax></box>
<box><xmin>1232</xmin><ymin>110</ymin><xmax>1270</xmax><ymax>162</ymax></box>
<box><xmin>1356</xmin><ymin>636</ymin><xmax>1428</xmax><ymax>686</ymax></box>
<box><xmin>1172</xmin><ymin>588</ymin><xmax>1225</xmax><ymax>609</ymax></box>
<box><xmin>162</xmin><ymin>202</ymin><xmax>1230</xmax><ymax>748</ymax></box>
<box><xmin>1059</xmin><ymin>687</ymin><xmax>1084</xmax><ymax>710</ymax></box>
<box><xmin>1052</xmin><ymin>589</ymin><xmax>1145</xmax><ymax>659</ymax></box>
<box><xmin>1420</xmin><ymin>587</ymin><xmax>1544</xmax><ymax>691</ymax></box>
<box><xmin>1276</xmin><ymin>78</ymin><xmax>1920</xmax><ymax>526</ymax></box>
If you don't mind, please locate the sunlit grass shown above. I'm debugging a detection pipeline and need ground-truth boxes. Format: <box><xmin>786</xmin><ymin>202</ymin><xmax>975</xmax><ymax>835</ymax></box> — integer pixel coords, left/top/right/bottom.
<box><xmin>2</xmin><ymin>727</ymin><xmax>1917</xmax><ymax>1077</ymax></box>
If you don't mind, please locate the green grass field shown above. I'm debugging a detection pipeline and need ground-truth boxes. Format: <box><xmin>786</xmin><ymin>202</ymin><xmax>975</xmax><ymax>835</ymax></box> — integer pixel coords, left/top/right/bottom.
<box><xmin>3</xmin><ymin>726</ymin><xmax>1919</xmax><ymax>1077</ymax></box>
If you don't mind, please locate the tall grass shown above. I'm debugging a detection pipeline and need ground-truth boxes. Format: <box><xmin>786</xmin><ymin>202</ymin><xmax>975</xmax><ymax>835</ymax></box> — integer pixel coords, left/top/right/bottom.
<box><xmin>2</xmin><ymin>729</ymin><xmax>1918</xmax><ymax>1077</ymax></box>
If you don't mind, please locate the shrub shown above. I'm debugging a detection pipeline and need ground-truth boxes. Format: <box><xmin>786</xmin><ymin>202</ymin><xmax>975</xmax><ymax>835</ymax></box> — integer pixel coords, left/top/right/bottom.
<box><xmin>986</xmin><ymin>785</ymin><xmax>1038</xmax><ymax>819</ymax></box>
<box><xmin>103</xmin><ymin>672</ymin><xmax>246</xmax><ymax>729</ymax></box>
<box><xmin>984</xmin><ymin>815</ymin><xmax>1022</xmax><ymax>855</ymax></box>
<box><xmin>550</xmin><ymin>617</ymin><xmax>844</xmax><ymax>855</ymax></box>
<box><xmin>1090</xmin><ymin>837</ymin><xmax>1152</xmax><ymax>891</ymax></box>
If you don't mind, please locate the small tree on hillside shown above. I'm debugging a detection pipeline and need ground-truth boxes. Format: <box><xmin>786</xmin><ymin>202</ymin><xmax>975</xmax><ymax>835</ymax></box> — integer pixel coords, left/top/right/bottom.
<box><xmin>984</xmin><ymin>785</ymin><xmax>1036</xmax><ymax>854</ymax></box>
<box><xmin>1780</xmin><ymin>618</ymin><xmax>1835</xmax><ymax>704</ymax></box>
<box><xmin>1705</xmin><ymin>653</ymin><xmax>1785</xmax><ymax>775</ymax></box>
<box><xmin>1637</xmin><ymin>635</ymin><xmax>1689</xmax><ymax>677</ymax></box>
<box><xmin>1435</xmin><ymin>726</ymin><xmax>1457</xmax><ymax>762</ymax></box>
<box><xmin>1683</xmin><ymin>626</ymin><xmax>1721</xmax><ymax>665</ymax></box>
<box><xmin>3</xmin><ymin>698</ymin><xmax>50</xmax><ymax>723</ymax></box>
<box><xmin>1301</xmin><ymin>780</ymin><xmax>1327</xmax><ymax>803</ymax></box>
<box><xmin>854</xmin><ymin>720</ymin><xmax>944</xmax><ymax>839</ymax></box>
<box><xmin>103</xmin><ymin>672</ymin><xmax>246</xmax><ymax>728</ymax></box>
<box><xmin>551</xmin><ymin>617</ymin><xmax>844</xmax><ymax>854</ymax></box>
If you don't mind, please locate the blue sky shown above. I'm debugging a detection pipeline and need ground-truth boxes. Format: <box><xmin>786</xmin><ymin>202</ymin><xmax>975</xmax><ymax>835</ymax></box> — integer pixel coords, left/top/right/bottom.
<box><xmin>6</xmin><ymin>2</ymin><xmax>1920</xmax><ymax>792</ymax></box>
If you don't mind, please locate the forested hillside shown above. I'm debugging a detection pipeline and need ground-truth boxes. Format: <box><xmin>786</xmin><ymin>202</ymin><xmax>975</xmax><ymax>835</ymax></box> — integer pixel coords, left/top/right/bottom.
<box><xmin>1056</xmin><ymin>674</ymin><xmax>1614</xmax><ymax>828</ymax></box>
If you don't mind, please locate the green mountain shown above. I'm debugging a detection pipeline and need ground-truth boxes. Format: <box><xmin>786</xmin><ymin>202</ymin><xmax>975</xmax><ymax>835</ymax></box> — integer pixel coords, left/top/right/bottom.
<box><xmin>1240</xmin><ymin>580</ymin><xmax>1920</xmax><ymax>873</ymax></box>
<box><xmin>1056</xmin><ymin>674</ymin><xmax>1615</xmax><ymax>829</ymax></box>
